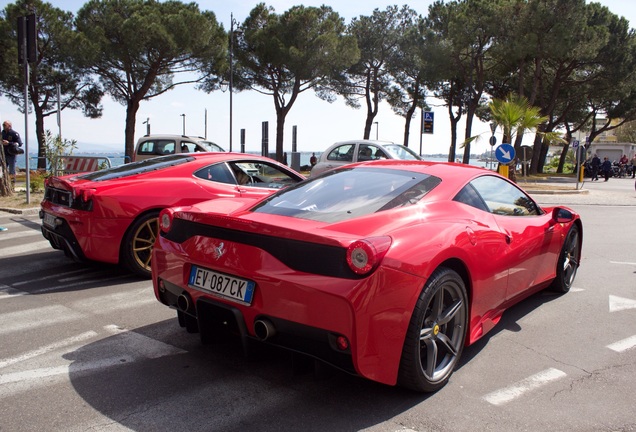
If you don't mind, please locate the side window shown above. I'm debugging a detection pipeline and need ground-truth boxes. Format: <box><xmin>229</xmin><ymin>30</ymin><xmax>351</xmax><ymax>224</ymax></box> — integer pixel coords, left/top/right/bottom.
<box><xmin>229</xmin><ymin>161</ymin><xmax>299</xmax><ymax>188</ymax></box>
<box><xmin>194</xmin><ymin>163</ymin><xmax>235</xmax><ymax>184</ymax></box>
<box><xmin>137</xmin><ymin>140</ymin><xmax>155</xmax><ymax>155</ymax></box>
<box><xmin>327</xmin><ymin>144</ymin><xmax>354</xmax><ymax>162</ymax></box>
<box><xmin>180</xmin><ymin>142</ymin><xmax>196</xmax><ymax>153</ymax></box>
<box><xmin>454</xmin><ymin>183</ymin><xmax>489</xmax><ymax>212</ymax></box>
<box><xmin>161</xmin><ymin>141</ymin><xmax>175</xmax><ymax>155</ymax></box>
<box><xmin>374</xmin><ymin>148</ymin><xmax>389</xmax><ymax>159</ymax></box>
<box><xmin>137</xmin><ymin>140</ymin><xmax>176</xmax><ymax>155</ymax></box>
<box><xmin>358</xmin><ymin>144</ymin><xmax>375</xmax><ymax>161</ymax></box>
<box><xmin>468</xmin><ymin>175</ymin><xmax>541</xmax><ymax>216</ymax></box>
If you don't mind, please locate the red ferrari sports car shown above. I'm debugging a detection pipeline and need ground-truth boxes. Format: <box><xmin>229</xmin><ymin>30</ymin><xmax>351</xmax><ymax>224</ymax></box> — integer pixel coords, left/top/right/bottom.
<box><xmin>40</xmin><ymin>153</ymin><xmax>304</xmax><ymax>277</ymax></box>
<box><xmin>152</xmin><ymin>160</ymin><xmax>582</xmax><ymax>392</ymax></box>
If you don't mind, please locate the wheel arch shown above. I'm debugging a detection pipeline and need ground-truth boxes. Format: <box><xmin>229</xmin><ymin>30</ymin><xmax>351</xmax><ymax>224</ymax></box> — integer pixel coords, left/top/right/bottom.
<box><xmin>118</xmin><ymin>207</ymin><xmax>164</xmax><ymax>263</ymax></box>
<box><xmin>437</xmin><ymin>257</ymin><xmax>472</xmax><ymax>308</ymax></box>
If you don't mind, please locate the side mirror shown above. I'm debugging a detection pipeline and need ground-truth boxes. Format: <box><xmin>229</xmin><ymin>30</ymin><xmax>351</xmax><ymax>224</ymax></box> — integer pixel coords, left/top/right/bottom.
<box><xmin>552</xmin><ymin>207</ymin><xmax>574</xmax><ymax>223</ymax></box>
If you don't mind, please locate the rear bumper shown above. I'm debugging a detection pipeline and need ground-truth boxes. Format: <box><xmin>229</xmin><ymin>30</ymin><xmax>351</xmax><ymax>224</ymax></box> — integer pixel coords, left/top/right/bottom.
<box><xmin>40</xmin><ymin>212</ymin><xmax>86</xmax><ymax>262</ymax></box>
<box><xmin>156</xmin><ymin>278</ymin><xmax>356</xmax><ymax>374</ymax></box>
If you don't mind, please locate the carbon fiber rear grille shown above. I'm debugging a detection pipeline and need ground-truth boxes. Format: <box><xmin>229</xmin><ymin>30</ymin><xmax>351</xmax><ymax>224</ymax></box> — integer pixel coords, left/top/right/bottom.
<box><xmin>162</xmin><ymin>219</ymin><xmax>360</xmax><ymax>279</ymax></box>
<box><xmin>44</xmin><ymin>186</ymin><xmax>72</xmax><ymax>207</ymax></box>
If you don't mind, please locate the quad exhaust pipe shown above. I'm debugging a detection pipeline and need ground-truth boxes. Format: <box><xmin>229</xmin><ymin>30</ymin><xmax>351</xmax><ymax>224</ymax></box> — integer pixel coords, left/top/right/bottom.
<box><xmin>254</xmin><ymin>319</ymin><xmax>276</xmax><ymax>341</ymax></box>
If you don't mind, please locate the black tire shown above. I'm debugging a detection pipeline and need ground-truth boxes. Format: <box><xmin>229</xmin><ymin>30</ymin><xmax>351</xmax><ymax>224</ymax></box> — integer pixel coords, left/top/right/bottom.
<box><xmin>121</xmin><ymin>210</ymin><xmax>160</xmax><ymax>278</ymax></box>
<box><xmin>550</xmin><ymin>224</ymin><xmax>581</xmax><ymax>293</ymax></box>
<box><xmin>398</xmin><ymin>267</ymin><xmax>468</xmax><ymax>392</ymax></box>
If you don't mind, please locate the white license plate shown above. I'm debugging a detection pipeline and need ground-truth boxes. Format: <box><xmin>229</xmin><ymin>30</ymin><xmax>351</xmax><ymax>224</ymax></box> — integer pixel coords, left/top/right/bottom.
<box><xmin>42</xmin><ymin>212</ymin><xmax>56</xmax><ymax>228</ymax></box>
<box><xmin>188</xmin><ymin>265</ymin><xmax>255</xmax><ymax>305</ymax></box>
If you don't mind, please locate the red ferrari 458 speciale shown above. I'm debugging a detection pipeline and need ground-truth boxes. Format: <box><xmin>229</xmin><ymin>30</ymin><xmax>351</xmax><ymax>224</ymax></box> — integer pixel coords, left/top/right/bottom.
<box><xmin>152</xmin><ymin>160</ymin><xmax>582</xmax><ymax>392</ymax></box>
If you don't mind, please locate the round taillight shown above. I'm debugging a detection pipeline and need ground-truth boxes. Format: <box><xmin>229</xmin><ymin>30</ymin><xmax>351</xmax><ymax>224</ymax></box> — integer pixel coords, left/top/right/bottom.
<box><xmin>346</xmin><ymin>236</ymin><xmax>392</xmax><ymax>275</ymax></box>
<box><xmin>159</xmin><ymin>209</ymin><xmax>173</xmax><ymax>233</ymax></box>
<box><xmin>81</xmin><ymin>188</ymin><xmax>96</xmax><ymax>201</ymax></box>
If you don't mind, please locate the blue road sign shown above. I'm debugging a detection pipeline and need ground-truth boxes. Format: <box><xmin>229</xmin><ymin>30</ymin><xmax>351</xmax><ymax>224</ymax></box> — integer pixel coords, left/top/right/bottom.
<box><xmin>422</xmin><ymin>111</ymin><xmax>434</xmax><ymax>134</ymax></box>
<box><xmin>495</xmin><ymin>143</ymin><xmax>515</xmax><ymax>164</ymax></box>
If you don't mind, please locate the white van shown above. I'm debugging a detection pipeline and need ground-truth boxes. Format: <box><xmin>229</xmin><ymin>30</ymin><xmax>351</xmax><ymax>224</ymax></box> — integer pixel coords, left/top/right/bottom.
<box><xmin>133</xmin><ymin>135</ymin><xmax>225</xmax><ymax>162</ymax></box>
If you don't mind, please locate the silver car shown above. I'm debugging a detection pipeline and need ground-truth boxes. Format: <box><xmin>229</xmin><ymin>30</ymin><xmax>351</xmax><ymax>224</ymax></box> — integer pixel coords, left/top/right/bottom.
<box><xmin>310</xmin><ymin>140</ymin><xmax>421</xmax><ymax>176</ymax></box>
<box><xmin>133</xmin><ymin>134</ymin><xmax>225</xmax><ymax>162</ymax></box>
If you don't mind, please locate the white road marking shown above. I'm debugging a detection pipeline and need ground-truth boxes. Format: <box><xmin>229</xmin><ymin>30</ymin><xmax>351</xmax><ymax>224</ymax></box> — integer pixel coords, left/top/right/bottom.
<box><xmin>0</xmin><ymin>356</ymin><xmax>135</xmax><ymax>385</ymax></box>
<box><xmin>609</xmin><ymin>295</ymin><xmax>636</xmax><ymax>312</ymax></box>
<box><xmin>31</xmin><ymin>274</ymin><xmax>132</xmax><ymax>294</ymax></box>
<box><xmin>0</xmin><ymin>331</ymin><xmax>98</xmax><ymax>369</ymax></box>
<box><xmin>0</xmin><ymin>229</ymin><xmax>42</xmax><ymax>241</ymax></box>
<box><xmin>0</xmin><ymin>240</ymin><xmax>53</xmax><ymax>258</ymax></box>
<box><xmin>609</xmin><ymin>261</ymin><xmax>636</xmax><ymax>266</ymax></box>
<box><xmin>607</xmin><ymin>335</ymin><xmax>636</xmax><ymax>353</ymax></box>
<box><xmin>482</xmin><ymin>368</ymin><xmax>567</xmax><ymax>406</ymax></box>
<box><xmin>0</xmin><ymin>283</ymin><xmax>26</xmax><ymax>299</ymax></box>
<box><xmin>12</xmin><ymin>268</ymin><xmax>90</xmax><ymax>286</ymax></box>
<box><xmin>0</xmin><ymin>305</ymin><xmax>86</xmax><ymax>336</ymax></box>
<box><xmin>103</xmin><ymin>325</ymin><xmax>187</xmax><ymax>358</ymax></box>
<box><xmin>70</xmin><ymin>287</ymin><xmax>157</xmax><ymax>314</ymax></box>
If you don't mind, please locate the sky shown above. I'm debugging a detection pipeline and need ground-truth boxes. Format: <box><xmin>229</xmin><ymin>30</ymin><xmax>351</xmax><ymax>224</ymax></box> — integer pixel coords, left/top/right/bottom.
<box><xmin>1</xmin><ymin>0</ymin><xmax>635</xmax><ymax>156</ymax></box>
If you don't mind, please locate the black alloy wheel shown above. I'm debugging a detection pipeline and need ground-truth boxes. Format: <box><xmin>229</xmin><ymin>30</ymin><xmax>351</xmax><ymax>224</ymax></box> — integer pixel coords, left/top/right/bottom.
<box><xmin>398</xmin><ymin>267</ymin><xmax>468</xmax><ymax>392</ymax></box>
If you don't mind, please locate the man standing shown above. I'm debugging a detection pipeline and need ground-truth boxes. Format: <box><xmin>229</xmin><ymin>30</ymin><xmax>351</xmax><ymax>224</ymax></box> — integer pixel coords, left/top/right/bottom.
<box><xmin>601</xmin><ymin>156</ymin><xmax>612</xmax><ymax>182</ymax></box>
<box><xmin>590</xmin><ymin>153</ymin><xmax>601</xmax><ymax>181</ymax></box>
<box><xmin>2</xmin><ymin>120</ymin><xmax>23</xmax><ymax>189</ymax></box>
<box><xmin>2</xmin><ymin>120</ymin><xmax>22</xmax><ymax>187</ymax></box>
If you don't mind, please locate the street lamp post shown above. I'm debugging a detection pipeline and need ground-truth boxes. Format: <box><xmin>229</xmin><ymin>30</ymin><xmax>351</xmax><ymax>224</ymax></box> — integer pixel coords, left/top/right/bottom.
<box><xmin>374</xmin><ymin>121</ymin><xmax>379</xmax><ymax>140</ymax></box>
<box><xmin>229</xmin><ymin>13</ymin><xmax>239</xmax><ymax>152</ymax></box>
<box><xmin>180</xmin><ymin>114</ymin><xmax>186</xmax><ymax>135</ymax></box>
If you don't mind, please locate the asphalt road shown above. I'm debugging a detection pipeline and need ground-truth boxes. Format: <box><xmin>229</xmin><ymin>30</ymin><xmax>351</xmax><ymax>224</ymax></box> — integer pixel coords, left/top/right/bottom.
<box><xmin>1</xmin><ymin>177</ymin><xmax>635</xmax><ymax>432</ymax></box>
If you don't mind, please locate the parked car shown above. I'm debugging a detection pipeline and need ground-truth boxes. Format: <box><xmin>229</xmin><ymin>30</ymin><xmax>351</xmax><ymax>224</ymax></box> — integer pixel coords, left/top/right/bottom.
<box><xmin>133</xmin><ymin>134</ymin><xmax>225</xmax><ymax>162</ymax></box>
<box><xmin>40</xmin><ymin>153</ymin><xmax>304</xmax><ymax>277</ymax></box>
<box><xmin>152</xmin><ymin>160</ymin><xmax>582</xmax><ymax>392</ymax></box>
<box><xmin>310</xmin><ymin>140</ymin><xmax>421</xmax><ymax>176</ymax></box>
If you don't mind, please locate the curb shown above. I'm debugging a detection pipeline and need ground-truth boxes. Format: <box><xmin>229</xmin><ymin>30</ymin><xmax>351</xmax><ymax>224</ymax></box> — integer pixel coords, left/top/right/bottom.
<box><xmin>0</xmin><ymin>207</ymin><xmax>40</xmax><ymax>215</ymax></box>
<box><xmin>526</xmin><ymin>189</ymin><xmax>589</xmax><ymax>195</ymax></box>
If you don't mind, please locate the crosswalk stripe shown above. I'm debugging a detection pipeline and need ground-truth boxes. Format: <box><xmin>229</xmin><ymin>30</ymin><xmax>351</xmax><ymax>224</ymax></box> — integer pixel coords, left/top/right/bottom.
<box><xmin>0</xmin><ymin>331</ymin><xmax>99</xmax><ymax>369</ymax></box>
<box><xmin>0</xmin><ymin>356</ymin><xmax>136</xmax><ymax>385</ymax></box>
<box><xmin>12</xmin><ymin>268</ymin><xmax>90</xmax><ymax>287</ymax></box>
<box><xmin>607</xmin><ymin>335</ymin><xmax>636</xmax><ymax>352</ymax></box>
<box><xmin>482</xmin><ymin>368</ymin><xmax>567</xmax><ymax>405</ymax></box>
<box><xmin>0</xmin><ymin>284</ymin><xmax>26</xmax><ymax>300</ymax></box>
<box><xmin>0</xmin><ymin>305</ymin><xmax>86</xmax><ymax>336</ymax></box>
<box><xmin>0</xmin><ymin>230</ymin><xmax>42</xmax><ymax>241</ymax></box>
<box><xmin>70</xmin><ymin>287</ymin><xmax>158</xmax><ymax>313</ymax></box>
<box><xmin>0</xmin><ymin>240</ymin><xmax>53</xmax><ymax>258</ymax></box>
<box><xmin>31</xmin><ymin>274</ymin><xmax>133</xmax><ymax>294</ymax></box>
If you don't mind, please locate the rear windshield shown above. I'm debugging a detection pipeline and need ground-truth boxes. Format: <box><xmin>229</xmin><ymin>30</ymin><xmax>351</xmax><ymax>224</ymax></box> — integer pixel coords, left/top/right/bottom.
<box><xmin>383</xmin><ymin>144</ymin><xmax>421</xmax><ymax>160</ymax></box>
<box><xmin>76</xmin><ymin>154</ymin><xmax>193</xmax><ymax>181</ymax></box>
<box><xmin>252</xmin><ymin>167</ymin><xmax>440</xmax><ymax>223</ymax></box>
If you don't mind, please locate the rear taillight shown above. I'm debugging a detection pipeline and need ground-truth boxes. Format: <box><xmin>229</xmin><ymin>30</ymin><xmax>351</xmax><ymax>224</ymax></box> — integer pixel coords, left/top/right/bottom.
<box><xmin>80</xmin><ymin>188</ymin><xmax>96</xmax><ymax>201</ymax></box>
<box><xmin>346</xmin><ymin>236</ymin><xmax>392</xmax><ymax>275</ymax></box>
<box><xmin>71</xmin><ymin>187</ymin><xmax>95</xmax><ymax>211</ymax></box>
<box><xmin>159</xmin><ymin>208</ymin><xmax>174</xmax><ymax>233</ymax></box>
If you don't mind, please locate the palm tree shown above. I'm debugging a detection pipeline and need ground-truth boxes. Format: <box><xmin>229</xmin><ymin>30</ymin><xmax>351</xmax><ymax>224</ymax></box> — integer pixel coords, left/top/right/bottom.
<box><xmin>489</xmin><ymin>94</ymin><xmax>548</xmax><ymax>181</ymax></box>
